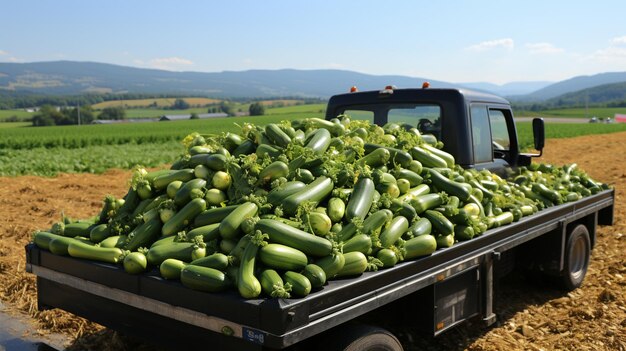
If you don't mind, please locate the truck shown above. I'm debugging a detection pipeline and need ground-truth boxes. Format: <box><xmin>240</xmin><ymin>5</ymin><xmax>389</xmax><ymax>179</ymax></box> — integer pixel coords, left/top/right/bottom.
<box><xmin>25</xmin><ymin>85</ymin><xmax>615</xmax><ymax>351</ymax></box>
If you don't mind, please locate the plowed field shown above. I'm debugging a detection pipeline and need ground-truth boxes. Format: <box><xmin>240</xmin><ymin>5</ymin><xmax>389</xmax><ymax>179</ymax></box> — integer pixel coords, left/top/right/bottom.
<box><xmin>1</xmin><ymin>132</ymin><xmax>624</xmax><ymax>351</ymax></box>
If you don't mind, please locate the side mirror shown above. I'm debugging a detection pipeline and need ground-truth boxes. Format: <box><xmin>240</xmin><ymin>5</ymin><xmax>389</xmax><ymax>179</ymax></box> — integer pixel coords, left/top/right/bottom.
<box><xmin>532</xmin><ymin>118</ymin><xmax>545</xmax><ymax>156</ymax></box>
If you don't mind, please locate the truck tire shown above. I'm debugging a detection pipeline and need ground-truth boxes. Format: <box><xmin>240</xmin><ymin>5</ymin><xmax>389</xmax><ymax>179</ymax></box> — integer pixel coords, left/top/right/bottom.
<box><xmin>561</xmin><ymin>224</ymin><xmax>590</xmax><ymax>291</ymax></box>
<box><xmin>323</xmin><ymin>324</ymin><xmax>403</xmax><ymax>351</ymax></box>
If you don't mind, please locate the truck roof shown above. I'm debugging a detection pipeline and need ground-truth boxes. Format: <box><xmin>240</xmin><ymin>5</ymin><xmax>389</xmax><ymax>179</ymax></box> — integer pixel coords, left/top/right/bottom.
<box><xmin>327</xmin><ymin>87</ymin><xmax>510</xmax><ymax>108</ymax></box>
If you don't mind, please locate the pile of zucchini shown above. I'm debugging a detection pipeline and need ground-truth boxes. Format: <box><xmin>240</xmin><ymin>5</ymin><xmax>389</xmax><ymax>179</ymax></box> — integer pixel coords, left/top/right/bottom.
<box><xmin>32</xmin><ymin>117</ymin><xmax>609</xmax><ymax>299</ymax></box>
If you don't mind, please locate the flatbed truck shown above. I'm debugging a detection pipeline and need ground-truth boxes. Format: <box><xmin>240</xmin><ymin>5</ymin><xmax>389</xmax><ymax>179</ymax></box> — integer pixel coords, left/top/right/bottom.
<box><xmin>25</xmin><ymin>86</ymin><xmax>615</xmax><ymax>350</ymax></box>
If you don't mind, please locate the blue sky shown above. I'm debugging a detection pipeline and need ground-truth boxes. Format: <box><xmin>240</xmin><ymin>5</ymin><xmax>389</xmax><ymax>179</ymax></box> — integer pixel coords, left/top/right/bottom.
<box><xmin>2</xmin><ymin>0</ymin><xmax>626</xmax><ymax>84</ymax></box>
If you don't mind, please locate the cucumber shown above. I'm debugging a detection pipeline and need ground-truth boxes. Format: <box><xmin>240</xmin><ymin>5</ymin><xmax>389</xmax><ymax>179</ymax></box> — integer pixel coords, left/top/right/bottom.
<box><xmin>255</xmin><ymin>219</ymin><xmax>333</xmax><ymax>257</ymax></box>
<box><xmin>181</xmin><ymin>265</ymin><xmax>230</xmax><ymax>292</ymax></box>
<box><xmin>219</xmin><ymin>202</ymin><xmax>258</xmax><ymax>240</ymax></box>
<box><xmin>379</xmin><ymin>216</ymin><xmax>409</xmax><ymax>248</ymax></box>
<box><xmin>403</xmin><ymin>234</ymin><xmax>437</xmax><ymax>259</ymax></box>
<box><xmin>346</xmin><ymin>177</ymin><xmax>375</xmax><ymax>221</ymax></box>
<box><xmin>259</xmin><ymin>243</ymin><xmax>308</xmax><ymax>271</ymax></box>
<box><xmin>160</xmin><ymin>258</ymin><xmax>186</xmax><ymax>279</ymax></box>
<box><xmin>161</xmin><ymin>198</ymin><xmax>207</xmax><ymax>237</ymax></box>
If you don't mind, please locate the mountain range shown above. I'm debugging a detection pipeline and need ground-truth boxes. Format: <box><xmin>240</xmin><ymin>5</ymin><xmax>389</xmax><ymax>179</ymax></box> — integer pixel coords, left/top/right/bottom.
<box><xmin>0</xmin><ymin>61</ymin><xmax>625</xmax><ymax>102</ymax></box>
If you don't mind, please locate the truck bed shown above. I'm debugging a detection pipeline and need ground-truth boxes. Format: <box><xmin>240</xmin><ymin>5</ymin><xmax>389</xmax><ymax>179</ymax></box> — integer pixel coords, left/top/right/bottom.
<box><xmin>25</xmin><ymin>189</ymin><xmax>614</xmax><ymax>350</ymax></box>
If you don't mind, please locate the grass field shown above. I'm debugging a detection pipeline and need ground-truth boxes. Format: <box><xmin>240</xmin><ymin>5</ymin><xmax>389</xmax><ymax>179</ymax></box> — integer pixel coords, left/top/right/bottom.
<box><xmin>0</xmin><ymin>109</ymin><xmax>36</xmax><ymax>121</ymax></box>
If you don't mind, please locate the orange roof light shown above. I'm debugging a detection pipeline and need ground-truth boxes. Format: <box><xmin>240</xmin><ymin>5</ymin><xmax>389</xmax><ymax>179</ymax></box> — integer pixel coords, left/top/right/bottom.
<box><xmin>385</xmin><ymin>85</ymin><xmax>397</xmax><ymax>90</ymax></box>
<box><xmin>350</xmin><ymin>86</ymin><xmax>358</xmax><ymax>93</ymax></box>
<box><xmin>422</xmin><ymin>81</ymin><xmax>431</xmax><ymax>89</ymax></box>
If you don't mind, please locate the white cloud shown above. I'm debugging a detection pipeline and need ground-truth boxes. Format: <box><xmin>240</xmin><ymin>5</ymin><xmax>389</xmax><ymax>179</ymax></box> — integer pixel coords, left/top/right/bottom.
<box><xmin>324</xmin><ymin>62</ymin><xmax>345</xmax><ymax>69</ymax></box>
<box><xmin>611</xmin><ymin>36</ymin><xmax>626</xmax><ymax>45</ymax></box>
<box><xmin>526</xmin><ymin>42</ymin><xmax>564</xmax><ymax>54</ymax></box>
<box><xmin>146</xmin><ymin>57</ymin><xmax>194</xmax><ymax>70</ymax></box>
<box><xmin>589</xmin><ymin>46</ymin><xmax>626</xmax><ymax>62</ymax></box>
<box><xmin>0</xmin><ymin>50</ymin><xmax>7</xmax><ymax>55</ymax></box>
<box><xmin>466</xmin><ymin>38</ymin><xmax>514</xmax><ymax>51</ymax></box>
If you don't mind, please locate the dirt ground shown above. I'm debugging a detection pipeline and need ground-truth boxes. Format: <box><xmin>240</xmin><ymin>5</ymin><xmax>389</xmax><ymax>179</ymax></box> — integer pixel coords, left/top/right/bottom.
<box><xmin>0</xmin><ymin>132</ymin><xmax>625</xmax><ymax>351</ymax></box>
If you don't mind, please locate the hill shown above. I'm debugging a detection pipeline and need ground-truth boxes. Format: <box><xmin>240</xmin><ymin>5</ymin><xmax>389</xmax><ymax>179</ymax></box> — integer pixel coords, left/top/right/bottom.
<box><xmin>513</xmin><ymin>71</ymin><xmax>626</xmax><ymax>101</ymax></box>
<box><xmin>0</xmin><ymin>61</ymin><xmax>455</xmax><ymax>98</ymax></box>
<box><xmin>460</xmin><ymin>81</ymin><xmax>553</xmax><ymax>96</ymax></box>
<box><xmin>544</xmin><ymin>81</ymin><xmax>626</xmax><ymax>107</ymax></box>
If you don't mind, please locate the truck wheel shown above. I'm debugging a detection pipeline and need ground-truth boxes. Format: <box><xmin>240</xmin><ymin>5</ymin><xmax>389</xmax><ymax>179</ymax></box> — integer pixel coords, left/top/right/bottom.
<box><xmin>324</xmin><ymin>324</ymin><xmax>403</xmax><ymax>351</ymax></box>
<box><xmin>561</xmin><ymin>224</ymin><xmax>590</xmax><ymax>291</ymax></box>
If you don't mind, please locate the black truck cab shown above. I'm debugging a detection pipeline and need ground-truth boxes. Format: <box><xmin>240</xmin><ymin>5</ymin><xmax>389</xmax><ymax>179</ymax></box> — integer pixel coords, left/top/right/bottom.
<box><xmin>325</xmin><ymin>86</ymin><xmax>545</xmax><ymax>173</ymax></box>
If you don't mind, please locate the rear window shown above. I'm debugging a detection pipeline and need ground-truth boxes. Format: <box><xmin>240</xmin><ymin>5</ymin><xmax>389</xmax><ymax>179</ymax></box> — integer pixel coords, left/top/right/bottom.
<box><xmin>388</xmin><ymin>105</ymin><xmax>441</xmax><ymax>140</ymax></box>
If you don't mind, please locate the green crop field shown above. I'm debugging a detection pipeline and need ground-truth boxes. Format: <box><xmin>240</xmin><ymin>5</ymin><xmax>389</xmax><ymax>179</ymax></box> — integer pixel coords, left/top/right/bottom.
<box><xmin>0</xmin><ymin>109</ymin><xmax>36</xmax><ymax>122</ymax></box>
<box><xmin>517</xmin><ymin>107</ymin><xmax>626</xmax><ymax>119</ymax></box>
<box><xmin>2</xmin><ymin>108</ymin><xmax>625</xmax><ymax>176</ymax></box>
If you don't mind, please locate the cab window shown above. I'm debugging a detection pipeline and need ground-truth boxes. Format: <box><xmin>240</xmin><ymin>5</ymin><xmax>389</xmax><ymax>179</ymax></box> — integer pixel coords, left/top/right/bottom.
<box><xmin>343</xmin><ymin>110</ymin><xmax>374</xmax><ymax>123</ymax></box>
<box><xmin>470</xmin><ymin>105</ymin><xmax>492</xmax><ymax>163</ymax></box>
<box><xmin>488</xmin><ymin>109</ymin><xmax>510</xmax><ymax>152</ymax></box>
<box><xmin>387</xmin><ymin>104</ymin><xmax>441</xmax><ymax>141</ymax></box>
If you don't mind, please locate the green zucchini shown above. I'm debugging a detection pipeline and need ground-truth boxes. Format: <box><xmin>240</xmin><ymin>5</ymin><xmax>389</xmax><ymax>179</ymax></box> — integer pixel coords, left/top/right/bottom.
<box><xmin>379</xmin><ymin>216</ymin><xmax>409</xmax><ymax>248</ymax></box>
<box><xmin>99</xmin><ymin>235</ymin><xmax>128</xmax><ymax>249</ymax></box>
<box><xmin>256</xmin><ymin>144</ymin><xmax>283</xmax><ymax>159</ymax></box>
<box><xmin>49</xmin><ymin>236</ymin><xmax>86</xmax><ymax>256</ymax></box>
<box><xmin>89</xmin><ymin>224</ymin><xmax>112</xmax><ymax>243</ymax></box>
<box><xmin>376</xmin><ymin>248</ymin><xmax>399</xmax><ymax>268</ymax></box>
<box><xmin>410</xmin><ymin>146</ymin><xmax>448</xmax><ymax>168</ymax></box>
<box><xmin>123</xmin><ymin>252</ymin><xmax>148</xmax><ymax>275</ymax></box>
<box><xmin>356</xmin><ymin>148</ymin><xmax>390</xmax><ymax>168</ymax></box>
<box><xmin>259</xmin><ymin>161</ymin><xmax>289</xmax><ymax>185</ymax></box>
<box><xmin>282</xmin><ymin>176</ymin><xmax>334</xmax><ymax>215</ymax></box>
<box><xmin>410</xmin><ymin>217</ymin><xmax>432</xmax><ymax>237</ymax></box>
<box><xmin>426</xmin><ymin>168</ymin><xmax>471</xmax><ymax>201</ymax></box>
<box><xmin>233</xmin><ymin>139</ymin><xmax>257</xmax><ymax>157</ymax></box>
<box><xmin>436</xmin><ymin>234</ymin><xmax>455</xmax><ymax>248</ymax></box>
<box><xmin>159</xmin><ymin>258</ymin><xmax>186</xmax><ymax>280</ymax></box>
<box><xmin>327</xmin><ymin>197</ymin><xmax>346</xmax><ymax>223</ymax></box>
<box><xmin>454</xmin><ymin>225</ymin><xmax>475</xmax><ymax>241</ymax></box>
<box><xmin>346</xmin><ymin>177</ymin><xmax>375</xmax><ymax>221</ymax></box>
<box><xmin>399</xmin><ymin>184</ymin><xmax>431</xmax><ymax>201</ymax></box>
<box><xmin>410</xmin><ymin>193</ymin><xmax>444</xmax><ymax>214</ymax></box>
<box><xmin>265</xmin><ymin>124</ymin><xmax>292</xmax><ymax>147</ymax></box>
<box><xmin>238</xmin><ymin>240</ymin><xmax>262</xmax><ymax>299</ymax></box>
<box><xmin>342</xmin><ymin>234</ymin><xmax>372</xmax><ymax>254</ymax></box>
<box><xmin>305</xmin><ymin>128</ymin><xmax>332</xmax><ymax>154</ymax></box>
<box><xmin>259</xmin><ymin>243</ymin><xmax>308</xmax><ymax>271</ymax></box>
<box><xmin>403</xmin><ymin>234</ymin><xmax>437</xmax><ymax>259</ymax></box>
<box><xmin>421</xmin><ymin>143</ymin><xmax>455</xmax><ymax>168</ymax></box>
<box><xmin>267</xmin><ymin>181</ymin><xmax>307</xmax><ymax>206</ymax></box>
<box><xmin>194</xmin><ymin>205</ymin><xmax>239</xmax><ymax>227</ymax></box>
<box><xmin>147</xmin><ymin>242</ymin><xmax>205</xmax><ymax>266</ymax></box>
<box><xmin>315</xmin><ymin>253</ymin><xmax>345</xmax><ymax>279</ymax></box>
<box><xmin>424</xmin><ymin>210</ymin><xmax>454</xmax><ymax>235</ymax></box>
<box><xmin>125</xmin><ymin>217</ymin><xmax>162</xmax><ymax>251</ymax></box>
<box><xmin>189</xmin><ymin>153</ymin><xmax>227</xmax><ymax>171</ymax></box>
<box><xmin>219</xmin><ymin>202</ymin><xmax>258</xmax><ymax>240</ymax></box>
<box><xmin>393</xmin><ymin>169</ymin><xmax>423</xmax><ymax>187</ymax></box>
<box><xmin>68</xmin><ymin>241</ymin><xmax>124</xmax><ymax>264</ymax></box>
<box><xmin>335</xmin><ymin>251</ymin><xmax>368</xmax><ymax>278</ymax></box>
<box><xmin>153</xmin><ymin>169</ymin><xmax>195</xmax><ymax>190</ymax></box>
<box><xmin>181</xmin><ymin>265</ymin><xmax>230</xmax><ymax>292</ymax></box>
<box><xmin>63</xmin><ymin>222</ymin><xmax>94</xmax><ymax>238</ymax></box>
<box><xmin>302</xmin><ymin>264</ymin><xmax>327</xmax><ymax>288</ymax></box>
<box><xmin>260</xmin><ymin>269</ymin><xmax>291</xmax><ymax>298</ymax></box>
<box><xmin>364</xmin><ymin>144</ymin><xmax>413</xmax><ymax>167</ymax></box>
<box><xmin>186</xmin><ymin>223</ymin><xmax>221</xmax><ymax>242</ymax></box>
<box><xmin>174</xmin><ymin>178</ymin><xmax>207</xmax><ymax>206</ymax></box>
<box><xmin>255</xmin><ymin>219</ymin><xmax>333</xmax><ymax>257</ymax></box>
<box><xmin>189</xmin><ymin>252</ymin><xmax>230</xmax><ymax>271</ymax></box>
<box><xmin>282</xmin><ymin>271</ymin><xmax>311</xmax><ymax>297</ymax></box>
<box><xmin>161</xmin><ymin>198</ymin><xmax>207</xmax><ymax>237</ymax></box>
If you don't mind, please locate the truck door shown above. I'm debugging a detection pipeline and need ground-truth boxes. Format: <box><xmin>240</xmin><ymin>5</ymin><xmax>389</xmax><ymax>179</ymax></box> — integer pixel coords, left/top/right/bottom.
<box><xmin>469</xmin><ymin>104</ymin><xmax>516</xmax><ymax>172</ymax></box>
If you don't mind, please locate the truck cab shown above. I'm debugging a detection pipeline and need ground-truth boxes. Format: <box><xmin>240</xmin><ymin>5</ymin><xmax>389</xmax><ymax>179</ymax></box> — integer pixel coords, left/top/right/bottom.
<box><xmin>325</xmin><ymin>86</ymin><xmax>545</xmax><ymax>173</ymax></box>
